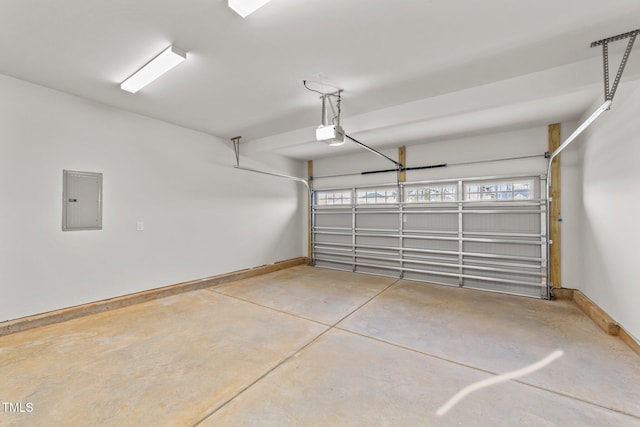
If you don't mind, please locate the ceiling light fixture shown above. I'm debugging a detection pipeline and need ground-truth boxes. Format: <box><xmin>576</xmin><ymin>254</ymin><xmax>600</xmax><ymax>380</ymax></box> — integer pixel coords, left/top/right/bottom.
<box><xmin>120</xmin><ymin>46</ymin><xmax>186</xmax><ymax>93</ymax></box>
<box><xmin>228</xmin><ymin>0</ymin><xmax>271</xmax><ymax>18</ymax></box>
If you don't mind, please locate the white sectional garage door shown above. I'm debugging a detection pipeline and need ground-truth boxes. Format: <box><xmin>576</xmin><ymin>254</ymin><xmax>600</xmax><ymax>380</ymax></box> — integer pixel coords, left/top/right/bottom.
<box><xmin>312</xmin><ymin>175</ymin><xmax>548</xmax><ymax>298</ymax></box>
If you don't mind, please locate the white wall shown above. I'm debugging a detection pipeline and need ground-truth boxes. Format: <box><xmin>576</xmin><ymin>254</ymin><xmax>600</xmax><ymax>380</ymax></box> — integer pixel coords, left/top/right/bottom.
<box><xmin>576</xmin><ymin>81</ymin><xmax>640</xmax><ymax>342</ymax></box>
<box><xmin>0</xmin><ymin>74</ymin><xmax>305</xmax><ymax>322</ymax></box>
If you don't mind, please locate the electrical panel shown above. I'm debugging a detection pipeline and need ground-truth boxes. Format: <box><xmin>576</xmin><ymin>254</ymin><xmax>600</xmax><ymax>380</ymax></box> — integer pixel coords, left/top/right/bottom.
<box><xmin>62</xmin><ymin>170</ymin><xmax>103</xmax><ymax>231</ymax></box>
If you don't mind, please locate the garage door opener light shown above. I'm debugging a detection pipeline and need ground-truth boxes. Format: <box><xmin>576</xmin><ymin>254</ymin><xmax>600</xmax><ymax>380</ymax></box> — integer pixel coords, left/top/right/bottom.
<box><xmin>316</xmin><ymin>92</ymin><xmax>346</xmax><ymax>146</ymax></box>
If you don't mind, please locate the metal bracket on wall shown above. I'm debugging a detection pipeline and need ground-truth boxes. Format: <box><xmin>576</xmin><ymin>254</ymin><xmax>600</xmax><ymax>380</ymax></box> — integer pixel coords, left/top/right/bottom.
<box><xmin>231</xmin><ymin>136</ymin><xmax>242</xmax><ymax>167</ymax></box>
<box><xmin>229</xmin><ymin>137</ymin><xmax>311</xmax><ymax>206</ymax></box>
<box><xmin>542</xmin><ymin>29</ymin><xmax>639</xmax><ymax>299</ymax></box>
<box><xmin>591</xmin><ymin>29</ymin><xmax>639</xmax><ymax>105</ymax></box>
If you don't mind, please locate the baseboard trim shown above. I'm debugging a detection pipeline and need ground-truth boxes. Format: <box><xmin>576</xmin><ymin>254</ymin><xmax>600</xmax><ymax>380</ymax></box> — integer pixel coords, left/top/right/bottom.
<box><xmin>551</xmin><ymin>288</ymin><xmax>574</xmax><ymax>300</ymax></box>
<box><xmin>572</xmin><ymin>291</ymin><xmax>620</xmax><ymax>336</ymax></box>
<box><xmin>619</xmin><ymin>326</ymin><xmax>640</xmax><ymax>357</ymax></box>
<box><xmin>0</xmin><ymin>257</ymin><xmax>309</xmax><ymax>337</ymax></box>
<box><xmin>555</xmin><ymin>287</ymin><xmax>640</xmax><ymax>356</ymax></box>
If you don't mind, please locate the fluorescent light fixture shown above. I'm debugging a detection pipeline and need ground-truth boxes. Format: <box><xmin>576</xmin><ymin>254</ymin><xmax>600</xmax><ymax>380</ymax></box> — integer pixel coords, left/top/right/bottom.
<box><xmin>316</xmin><ymin>124</ymin><xmax>345</xmax><ymax>146</ymax></box>
<box><xmin>120</xmin><ymin>46</ymin><xmax>186</xmax><ymax>93</ymax></box>
<box><xmin>228</xmin><ymin>0</ymin><xmax>271</xmax><ymax>18</ymax></box>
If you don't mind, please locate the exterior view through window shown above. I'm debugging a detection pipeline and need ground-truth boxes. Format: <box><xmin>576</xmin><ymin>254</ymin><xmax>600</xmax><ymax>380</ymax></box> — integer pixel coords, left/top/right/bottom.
<box><xmin>315</xmin><ymin>178</ymin><xmax>535</xmax><ymax>206</ymax></box>
<box><xmin>405</xmin><ymin>184</ymin><xmax>457</xmax><ymax>203</ymax></box>
<box><xmin>464</xmin><ymin>180</ymin><xmax>534</xmax><ymax>201</ymax></box>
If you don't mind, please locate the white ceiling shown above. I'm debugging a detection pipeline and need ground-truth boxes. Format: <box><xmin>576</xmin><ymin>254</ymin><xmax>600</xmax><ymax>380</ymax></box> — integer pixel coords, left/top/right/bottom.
<box><xmin>1</xmin><ymin>0</ymin><xmax>639</xmax><ymax>159</ymax></box>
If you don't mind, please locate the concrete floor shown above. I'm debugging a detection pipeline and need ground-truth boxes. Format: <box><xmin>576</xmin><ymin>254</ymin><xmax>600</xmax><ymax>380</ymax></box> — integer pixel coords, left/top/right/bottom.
<box><xmin>1</xmin><ymin>266</ymin><xmax>639</xmax><ymax>426</ymax></box>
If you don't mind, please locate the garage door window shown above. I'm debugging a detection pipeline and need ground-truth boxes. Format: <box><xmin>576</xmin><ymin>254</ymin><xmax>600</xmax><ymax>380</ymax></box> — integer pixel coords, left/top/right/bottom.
<box><xmin>464</xmin><ymin>179</ymin><xmax>534</xmax><ymax>201</ymax></box>
<box><xmin>315</xmin><ymin>190</ymin><xmax>352</xmax><ymax>206</ymax></box>
<box><xmin>356</xmin><ymin>188</ymin><xmax>398</xmax><ymax>204</ymax></box>
<box><xmin>405</xmin><ymin>184</ymin><xmax>457</xmax><ymax>203</ymax></box>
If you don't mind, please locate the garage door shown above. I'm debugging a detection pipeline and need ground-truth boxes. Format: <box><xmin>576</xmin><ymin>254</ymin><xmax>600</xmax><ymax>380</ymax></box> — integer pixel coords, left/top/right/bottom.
<box><xmin>312</xmin><ymin>175</ymin><xmax>548</xmax><ymax>298</ymax></box>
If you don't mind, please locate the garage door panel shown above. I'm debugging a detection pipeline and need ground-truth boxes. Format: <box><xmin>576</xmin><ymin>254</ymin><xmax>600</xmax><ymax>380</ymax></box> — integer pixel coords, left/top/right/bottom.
<box><xmin>355</xmin><ymin>212</ymin><xmax>397</xmax><ymax>229</ymax></box>
<box><xmin>463</xmin><ymin>267</ymin><xmax>541</xmax><ymax>283</ymax></box>
<box><xmin>463</xmin><ymin>241</ymin><xmax>541</xmax><ymax>258</ymax></box>
<box><xmin>315</xmin><ymin>259</ymin><xmax>352</xmax><ymax>271</ymax></box>
<box><xmin>315</xmin><ymin>211</ymin><xmax>351</xmax><ymax>228</ymax></box>
<box><xmin>403</xmin><ymin>271</ymin><xmax>460</xmax><ymax>286</ymax></box>
<box><xmin>312</xmin><ymin>175</ymin><xmax>547</xmax><ymax>299</ymax></box>
<box><xmin>404</xmin><ymin>212</ymin><xmax>458</xmax><ymax>232</ymax></box>
<box><xmin>315</xmin><ymin>233</ymin><xmax>351</xmax><ymax>245</ymax></box>
<box><xmin>463</xmin><ymin>212</ymin><xmax>540</xmax><ymax>234</ymax></box>
<box><xmin>356</xmin><ymin>235</ymin><xmax>397</xmax><ymax>247</ymax></box>
<box><xmin>355</xmin><ymin>264</ymin><xmax>401</xmax><ymax>278</ymax></box>
<box><xmin>404</xmin><ymin>252</ymin><xmax>459</xmax><ymax>264</ymax></box>
<box><xmin>404</xmin><ymin>237</ymin><xmax>459</xmax><ymax>252</ymax></box>
<box><xmin>462</xmin><ymin>259</ymin><xmax>542</xmax><ymax>276</ymax></box>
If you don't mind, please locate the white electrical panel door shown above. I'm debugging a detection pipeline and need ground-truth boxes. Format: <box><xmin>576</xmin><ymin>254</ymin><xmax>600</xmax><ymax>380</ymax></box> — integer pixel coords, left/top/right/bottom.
<box><xmin>62</xmin><ymin>170</ymin><xmax>103</xmax><ymax>231</ymax></box>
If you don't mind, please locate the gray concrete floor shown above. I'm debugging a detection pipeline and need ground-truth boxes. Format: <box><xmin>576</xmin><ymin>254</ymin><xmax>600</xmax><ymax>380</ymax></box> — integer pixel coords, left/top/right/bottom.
<box><xmin>1</xmin><ymin>266</ymin><xmax>639</xmax><ymax>426</ymax></box>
